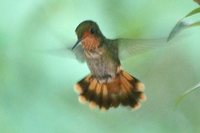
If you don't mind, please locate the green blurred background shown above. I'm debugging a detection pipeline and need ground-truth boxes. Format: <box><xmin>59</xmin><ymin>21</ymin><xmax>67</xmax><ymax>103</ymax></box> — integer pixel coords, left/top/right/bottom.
<box><xmin>0</xmin><ymin>0</ymin><xmax>200</xmax><ymax>133</ymax></box>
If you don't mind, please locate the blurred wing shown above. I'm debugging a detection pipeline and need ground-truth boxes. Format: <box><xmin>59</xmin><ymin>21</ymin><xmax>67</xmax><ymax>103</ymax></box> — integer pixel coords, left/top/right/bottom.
<box><xmin>117</xmin><ymin>38</ymin><xmax>168</xmax><ymax>59</ymax></box>
<box><xmin>70</xmin><ymin>45</ymin><xmax>86</xmax><ymax>63</ymax></box>
<box><xmin>40</xmin><ymin>45</ymin><xmax>85</xmax><ymax>63</ymax></box>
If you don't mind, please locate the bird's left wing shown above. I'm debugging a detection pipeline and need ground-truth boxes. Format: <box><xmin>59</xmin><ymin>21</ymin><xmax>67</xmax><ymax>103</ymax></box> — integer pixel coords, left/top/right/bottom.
<box><xmin>116</xmin><ymin>38</ymin><xmax>168</xmax><ymax>60</ymax></box>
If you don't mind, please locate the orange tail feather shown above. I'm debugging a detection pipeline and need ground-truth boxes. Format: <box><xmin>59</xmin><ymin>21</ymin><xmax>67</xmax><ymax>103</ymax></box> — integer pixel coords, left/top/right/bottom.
<box><xmin>74</xmin><ymin>70</ymin><xmax>146</xmax><ymax>110</ymax></box>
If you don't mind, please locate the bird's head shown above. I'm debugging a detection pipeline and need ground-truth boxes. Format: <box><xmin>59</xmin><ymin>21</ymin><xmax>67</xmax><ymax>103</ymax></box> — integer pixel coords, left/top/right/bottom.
<box><xmin>72</xmin><ymin>20</ymin><xmax>104</xmax><ymax>50</ymax></box>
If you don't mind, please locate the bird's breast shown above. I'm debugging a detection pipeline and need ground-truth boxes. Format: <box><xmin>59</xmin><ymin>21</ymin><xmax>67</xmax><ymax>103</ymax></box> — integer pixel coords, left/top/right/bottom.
<box><xmin>84</xmin><ymin>48</ymin><xmax>119</xmax><ymax>82</ymax></box>
<box><xmin>84</xmin><ymin>49</ymin><xmax>103</xmax><ymax>59</ymax></box>
<box><xmin>81</xmin><ymin>34</ymin><xmax>100</xmax><ymax>50</ymax></box>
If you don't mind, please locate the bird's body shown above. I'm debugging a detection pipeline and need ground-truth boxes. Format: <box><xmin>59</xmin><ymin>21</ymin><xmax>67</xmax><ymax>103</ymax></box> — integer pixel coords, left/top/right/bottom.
<box><xmin>84</xmin><ymin>39</ymin><xmax>120</xmax><ymax>82</ymax></box>
<box><xmin>72</xmin><ymin>20</ymin><xmax>147</xmax><ymax>110</ymax></box>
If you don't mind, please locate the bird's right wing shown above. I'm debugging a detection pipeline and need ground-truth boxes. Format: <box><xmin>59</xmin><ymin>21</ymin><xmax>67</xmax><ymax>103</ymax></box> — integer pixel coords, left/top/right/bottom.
<box><xmin>70</xmin><ymin>45</ymin><xmax>86</xmax><ymax>63</ymax></box>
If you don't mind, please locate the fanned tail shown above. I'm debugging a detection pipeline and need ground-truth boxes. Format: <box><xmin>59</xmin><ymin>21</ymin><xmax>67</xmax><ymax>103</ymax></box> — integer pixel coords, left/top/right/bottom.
<box><xmin>74</xmin><ymin>70</ymin><xmax>146</xmax><ymax>110</ymax></box>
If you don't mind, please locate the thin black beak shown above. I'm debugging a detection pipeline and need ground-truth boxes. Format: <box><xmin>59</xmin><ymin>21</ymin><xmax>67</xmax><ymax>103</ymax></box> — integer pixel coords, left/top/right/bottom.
<box><xmin>71</xmin><ymin>40</ymin><xmax>81</xmax><ymax>50</ymax></box>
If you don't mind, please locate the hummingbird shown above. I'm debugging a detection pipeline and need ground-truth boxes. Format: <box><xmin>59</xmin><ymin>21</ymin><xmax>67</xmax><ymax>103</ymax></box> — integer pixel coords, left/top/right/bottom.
<box><xmin>71</xmin><ymin>20</ymin><xmax>165</xmax><ymax>110</ymax></box>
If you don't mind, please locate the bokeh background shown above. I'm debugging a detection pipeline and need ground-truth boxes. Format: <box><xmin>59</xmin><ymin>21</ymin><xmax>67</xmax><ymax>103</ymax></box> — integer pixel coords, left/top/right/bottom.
<box><xmin>0</xmin><ymin>0</ymin><xmax>200</xmax><ymax>133</ymax></box>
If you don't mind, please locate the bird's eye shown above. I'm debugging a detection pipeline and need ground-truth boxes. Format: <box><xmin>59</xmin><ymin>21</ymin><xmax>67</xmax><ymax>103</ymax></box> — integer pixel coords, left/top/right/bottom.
<box><xmin>90</xmin><ymin>28</ymin><xmax>95</xmax><ymax>34</ymax></box>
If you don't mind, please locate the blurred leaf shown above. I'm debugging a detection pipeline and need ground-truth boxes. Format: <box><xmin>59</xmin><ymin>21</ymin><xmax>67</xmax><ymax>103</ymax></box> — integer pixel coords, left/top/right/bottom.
<box><xmin>194</xmin><ymin>0</ymin><xmax>200</xmax><ymax>5</ymax></box>
<box><xmin>185</xmin><ymin>7</ymin><xmax>200</xmax><ymax>17</ymax></box>
<box><xmin>167</xmin><ymin>21</ymin><xmax>188</xmax><ymax>41</ymax></box>
<box><xmin>167</xmin><ymin>7</ymin><xmax>200</xmax><ymax>41</ymax></box>
<box><xmin>176</xmin><ymin>83</ymin><xmax>200</xmax><ymax>107</ymax></box>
